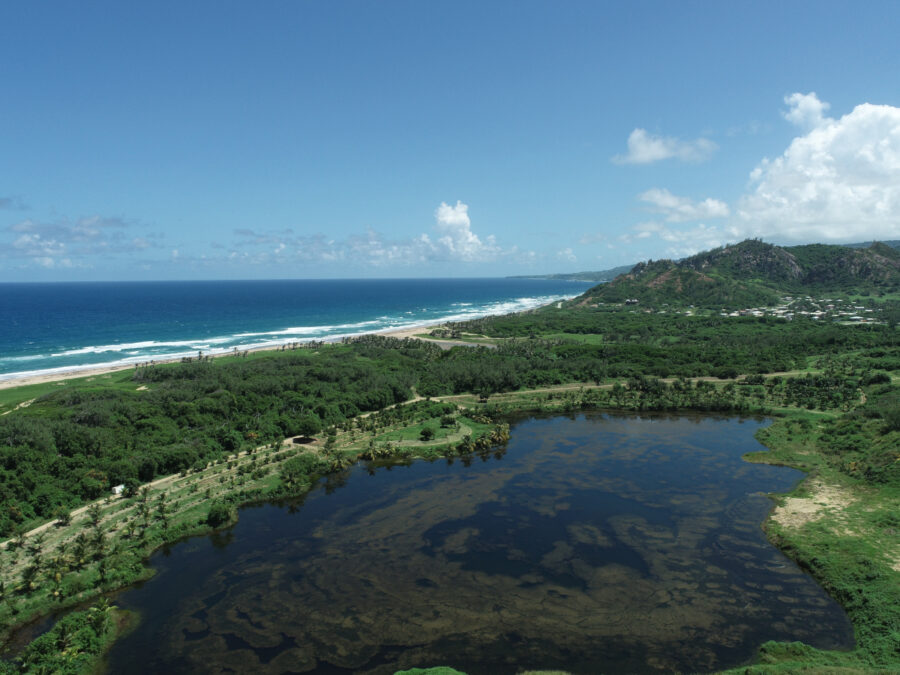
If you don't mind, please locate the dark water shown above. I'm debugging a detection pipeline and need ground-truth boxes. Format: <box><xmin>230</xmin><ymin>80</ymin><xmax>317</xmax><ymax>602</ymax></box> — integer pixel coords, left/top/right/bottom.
<box><xmin>0</xmin><ymin>278</ymin><xmax>590</xmax><ymax>380</ymax></box>
<box><xmin>104</xmin><ymin>414</ymin><xmax>853</xmax><ymax>674</ymax></box>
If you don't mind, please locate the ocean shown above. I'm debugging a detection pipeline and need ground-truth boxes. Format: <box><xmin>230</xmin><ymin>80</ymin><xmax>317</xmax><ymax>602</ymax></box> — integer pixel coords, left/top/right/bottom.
<box><xmin>0</xmin><ymin>278</ymin><xmax>593</xmax><ymax>382</ymax></box>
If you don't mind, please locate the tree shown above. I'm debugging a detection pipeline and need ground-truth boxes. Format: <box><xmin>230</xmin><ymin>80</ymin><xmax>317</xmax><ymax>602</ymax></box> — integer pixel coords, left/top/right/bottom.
<box><xmin>206</xmin><ymin>500</ymin><xmax>234</xmax><ymax>527</ymax></box>
<box><xmin>54</xmin><ymin>505</ymin><xmax>71</xmax><ymax>527</ymax></box>
<box><xmin>88</xmin><ymin>503</ymin><xmax>102</xmax><ymax>528</ymax></box>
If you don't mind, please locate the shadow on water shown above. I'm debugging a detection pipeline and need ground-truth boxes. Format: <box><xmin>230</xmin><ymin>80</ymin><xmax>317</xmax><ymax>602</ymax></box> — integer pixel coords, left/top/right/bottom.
<box><xmin>102</xmin><ymin>412</ymin><xmax>854</xmax><ymax>674</ymax></box>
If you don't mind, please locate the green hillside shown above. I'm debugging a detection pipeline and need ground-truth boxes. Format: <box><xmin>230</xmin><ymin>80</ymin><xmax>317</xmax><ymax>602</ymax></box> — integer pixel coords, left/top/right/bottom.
<box><xmin>580</xmin><ymin>240</ymin><xmax>900</xmax><ymax>308</ymax></box>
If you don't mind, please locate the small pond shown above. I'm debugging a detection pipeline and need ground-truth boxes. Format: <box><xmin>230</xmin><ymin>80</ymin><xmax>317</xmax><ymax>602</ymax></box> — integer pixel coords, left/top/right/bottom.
<box><xmin>104</xmin><ymin>413</ymin><xmax>853</xmax><ymax>674</ymax></box>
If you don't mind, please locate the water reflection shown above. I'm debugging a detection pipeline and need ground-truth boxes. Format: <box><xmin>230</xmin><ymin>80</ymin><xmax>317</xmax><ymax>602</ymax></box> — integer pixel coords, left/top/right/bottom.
<box><xmin>105</xmin><ymin>413</ymin><xmax>853</xmax><ymax>674</ymax></box>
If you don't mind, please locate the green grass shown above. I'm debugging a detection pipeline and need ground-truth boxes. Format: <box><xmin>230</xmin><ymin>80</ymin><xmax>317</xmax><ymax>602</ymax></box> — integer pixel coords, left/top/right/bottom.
<box><xmin>372</xmin><ymin>420</ymin><xmax>458</xmax><ymax>443</ymax></box>
<box><xmin>0</xmin><ymin>368</ymin><xmax>144</xmax><ymax>411</ymax></box>
<box><xmin>733</xmin><ymin>417</ymin><xmax>900</xmax><ymax>672</ymax></box>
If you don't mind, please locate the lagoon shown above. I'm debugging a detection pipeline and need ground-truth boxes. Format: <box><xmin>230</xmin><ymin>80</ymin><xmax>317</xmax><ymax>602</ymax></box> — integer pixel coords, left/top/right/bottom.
<box><xmin>104</xmin><ymin>414</ymin><xmax>853</xmax><ymax>674</ymax></box>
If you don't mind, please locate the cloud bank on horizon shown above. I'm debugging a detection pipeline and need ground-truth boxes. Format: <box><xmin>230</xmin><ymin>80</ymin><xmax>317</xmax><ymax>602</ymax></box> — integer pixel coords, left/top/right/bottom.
<box><xmin>2</xmin><ymin>93</ymin><xmax>899</xmax><ymax>276</ymax></box>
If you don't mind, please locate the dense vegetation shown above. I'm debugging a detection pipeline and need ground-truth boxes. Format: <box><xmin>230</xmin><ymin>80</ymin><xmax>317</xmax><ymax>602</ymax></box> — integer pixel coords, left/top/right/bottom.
<box><xmin>455</xmin><ymin>310</ymin><xmax>897</xmax><ymax>377</ymax></box>
<box><xmin>0</xmin><ymin>345</ymin><xmax>418</xmax><ymax>535</ymax></box>
<box><xmin>0</xmin><ymin>244</ymin><xmax>897</xmax><ymax>672</ymax></box>
<box><xmin>1</xmin><ymin>311</ymin><xmax>897</xmax><ymax>537</ymax></box>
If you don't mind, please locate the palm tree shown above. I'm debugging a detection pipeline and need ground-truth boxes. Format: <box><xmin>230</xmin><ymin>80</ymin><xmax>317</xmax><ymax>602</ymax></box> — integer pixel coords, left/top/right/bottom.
<box><xmin>54</xmin><ymin>506</ymin><xmax>72</xmax><ymax>527</ymax></box>
<box><xmin>89</xmin><ymin>597</ymin><xmax>112</xmax><ymax>634</ymax></box>
<box><xmin>20</xmin><ymin>561</ymin><xmax>41</xmax><ymax>594</ymax></box>
<box><xmin>72</xmin><ymin>532</ymin><xmax>89</xmax><ymax>568</ymax></box>
<box><xmin>88</xmin><ymin>503</ymin><xmax>102</xmax><ymax>528</ymax></box>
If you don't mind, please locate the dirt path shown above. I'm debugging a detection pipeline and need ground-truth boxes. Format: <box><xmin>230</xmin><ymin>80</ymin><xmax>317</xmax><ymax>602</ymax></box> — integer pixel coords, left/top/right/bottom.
<box><xmin>0</xmin><ymin>398</ymin><xmax>36</xmax><ymax>416</ymax></box>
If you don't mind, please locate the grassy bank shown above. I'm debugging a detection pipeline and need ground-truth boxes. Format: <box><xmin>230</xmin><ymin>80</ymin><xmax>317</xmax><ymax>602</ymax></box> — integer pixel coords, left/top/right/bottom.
<box><xmin>720</xmin><ymin>416</ymin><xmax>899</xmax><ymax>673</ymax></box>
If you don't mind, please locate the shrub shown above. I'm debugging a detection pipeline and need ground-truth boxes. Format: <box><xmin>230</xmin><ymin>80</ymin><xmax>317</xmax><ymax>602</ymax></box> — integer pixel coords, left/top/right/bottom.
<box><xmin>206</xmin><ymin>500</ymin><xmax>234</xmax><ymax>528</ymax></box>
<box><xmin>863</xmin><ymin>371</ymin><xmax>891</xmax><ymax>386</ymax></box>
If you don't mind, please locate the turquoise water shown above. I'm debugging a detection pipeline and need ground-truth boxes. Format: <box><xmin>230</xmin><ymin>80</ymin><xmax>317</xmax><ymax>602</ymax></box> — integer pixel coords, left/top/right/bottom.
<box><xmin>0</xmin><ymin>278</ymin><xmax>591</xmax><ymax>381</ymax></box>
<box><xmin>103</xmin><ymin>414</ymin><xmax>853</xmax><ymax>674</ymax></box>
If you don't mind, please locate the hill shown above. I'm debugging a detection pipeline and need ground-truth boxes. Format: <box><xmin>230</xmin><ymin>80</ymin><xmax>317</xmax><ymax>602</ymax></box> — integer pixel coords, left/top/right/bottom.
<box><xmin>508</xmin><ymin>264</ymin><xmax>634</xmax><ymax>283</ymax></box>
<box><xmin>845</xmin><ymin>240</ymin><xmax>900</xmax><ymax>250</ymax></box>
<box><xmin>579</xmin><ymin>240</ymin><xmax>900</xmax><ymax>308</ymax></box>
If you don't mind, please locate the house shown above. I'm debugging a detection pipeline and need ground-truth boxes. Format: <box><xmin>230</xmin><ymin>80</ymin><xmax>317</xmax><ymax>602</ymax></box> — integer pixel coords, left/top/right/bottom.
<box><xmin>111</xmin><ymin>484</ymin><xmax>125</xmax><ymax>496</ymax></box>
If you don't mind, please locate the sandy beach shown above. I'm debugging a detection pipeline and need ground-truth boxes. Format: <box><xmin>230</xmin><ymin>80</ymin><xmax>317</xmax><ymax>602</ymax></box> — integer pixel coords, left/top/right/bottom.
<box><xmin>0</xmin><ymin>322</ymin><xmax>444</xmax><ymax>391</ymax></box>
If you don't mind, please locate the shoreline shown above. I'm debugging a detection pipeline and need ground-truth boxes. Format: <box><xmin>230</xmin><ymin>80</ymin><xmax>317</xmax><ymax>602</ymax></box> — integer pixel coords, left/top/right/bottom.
<box><xmin>4</xmin><ymin>390</ymin><xmax>887</xmax><ymax>672</ymax></box>
<box><xmin>0</xmin><ymin>322</ymin><xmax>443</xmax><ymax>391</ymax></box>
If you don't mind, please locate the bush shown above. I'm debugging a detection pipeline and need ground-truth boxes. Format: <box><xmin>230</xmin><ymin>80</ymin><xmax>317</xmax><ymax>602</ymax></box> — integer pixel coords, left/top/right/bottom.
<box><xmin>205</xmin><ymin>500</ymin><xmax>234</xmax><ymax>528</ymax></box>
<box><xmin>863</xmin><ymin>371</ymin><xmax>891</xmax><ymax>386</ymax></box>
<box><xmin>883</xmin><ymin>407</ymin><xmax>900</xmax><ymax>433</ymax></box>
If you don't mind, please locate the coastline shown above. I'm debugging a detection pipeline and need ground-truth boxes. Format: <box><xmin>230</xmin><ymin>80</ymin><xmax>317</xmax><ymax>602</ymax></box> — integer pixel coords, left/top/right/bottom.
<box><xmin>0</xmin><ymin>322</ymin><xmax>442</xmax><ymax>391</ymax></box>
<box><xmin>1</xmin><ymin>312</ymin><xmax>897</xmax><ymax>672</ymax></box>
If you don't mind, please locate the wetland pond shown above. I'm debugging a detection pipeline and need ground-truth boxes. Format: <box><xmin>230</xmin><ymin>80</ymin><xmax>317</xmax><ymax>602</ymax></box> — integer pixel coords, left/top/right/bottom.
<box><xmin>105</xmin><ymin>414</ymin><xmax>853</xmax><ymax>674</ymax></box>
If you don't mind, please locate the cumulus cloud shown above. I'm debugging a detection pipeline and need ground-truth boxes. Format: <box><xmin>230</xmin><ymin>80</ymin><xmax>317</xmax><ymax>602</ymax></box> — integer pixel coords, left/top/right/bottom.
<box><xmin>639</xmin><ymin>188</ymin><xmax>729</xmax><ymax>222</ymax></box>
<box><xmin>782</xmin><ymin>92</ymin><xmax>830</xmax><ymax>130</ymax></box>
<box><xmin>737</xmin><ymin>92</ymin><xmax>900</xmax><ymax>242</ymax></box>
<box><xmin>225</xmin><ymin>201</ymin><xmax>503</xmax><ymax>267</ymax></box>
<box><xmin>612</xmin><ymin>128</ymin><xmax>717</xmax><ymax>165</ymax></box>
<box><xmin>423</xmin><ymin>201</ymin><xmax>500</xmax><ymax>262</ymax></box>
<box><xmin>627</xmin><ymin>93</ymin><xmax>900</xmax><ymax>255</ymax></box>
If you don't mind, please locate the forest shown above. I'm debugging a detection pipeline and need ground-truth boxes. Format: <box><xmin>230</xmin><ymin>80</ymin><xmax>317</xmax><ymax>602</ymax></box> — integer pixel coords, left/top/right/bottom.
<box><xmin>1</xmin><ymin>308</ymin><xmax>897</xmax><ymax>537</ymax></box>
<box><xmin>0</xmin><ymin>298</ymin><xmax>896</xmax><ymax>673</ymax></box>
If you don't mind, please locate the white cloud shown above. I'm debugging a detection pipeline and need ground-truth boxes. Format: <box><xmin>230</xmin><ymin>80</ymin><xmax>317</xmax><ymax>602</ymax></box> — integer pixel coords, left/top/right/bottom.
<box><xmin>737</xmin><ymin>93</ymin><xmax>900</xmax><ymax>242</ymax></box>
<box><xmin>638</xmin><ymin>188</ymin><xmax>729</xmax><ymax>222</ymax></box>
<box><xmin>556</xmin><ymin>247</ymin><xmax>576</xmax><ymax>263</ymax></box>
<box><xmin>612</xmin><ymin>128</ymin><xmax>717</xmax><ymax>165</ymax></box>
<box><xmin>226</xmin><ymin>201</ymin><xmax>503</xmax><ymax>267</ymax></box>
<box><xmin>427</xmin><ymin>200</ymin><xmax>500</xmax><ymax>262</ymax></box>
<box><xmin>783</xmin><ymin>92</ymin><xmax>830</xmax><ymax>130</ymax></box>
<box><xmin>12</xmin><ymin>231</ymin><xmax>66</xmax><ymax>257</ymax></box>
<box><xmin>2</xmin><ymin>215</ymin><xmax>160</xmax><ymax>267</ymax></box>
<box><xmin>33</xmin><ymin>256</ymin><xmax>75</xmax><ymax>269</ymax></box>
<box><xmin>630</xmin><ymin>220</ymin><xmax>734</xmax><ymax>258</ymax></box>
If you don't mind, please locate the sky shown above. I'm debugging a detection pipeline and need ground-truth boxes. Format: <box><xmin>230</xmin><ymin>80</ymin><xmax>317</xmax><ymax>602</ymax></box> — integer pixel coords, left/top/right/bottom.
<box><xmin>2</xmin><ymin>1</ymin><xmax>899</xmax><ymax>281</ymax></box>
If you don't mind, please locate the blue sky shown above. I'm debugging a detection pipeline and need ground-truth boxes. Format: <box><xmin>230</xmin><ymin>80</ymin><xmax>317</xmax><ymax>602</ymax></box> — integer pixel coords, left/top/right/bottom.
<box><xmin>2</xmin><ymin>1</ymin><xmax>899</xmax><ymax>281</ymax></box>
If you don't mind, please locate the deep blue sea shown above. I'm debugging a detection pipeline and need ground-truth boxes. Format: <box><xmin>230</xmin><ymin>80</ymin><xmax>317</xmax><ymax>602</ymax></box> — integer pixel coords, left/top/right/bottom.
<box><xmin>0</xmin><ymin>278</ymin><xmax>592</xmax><ymax>381</ymax></box>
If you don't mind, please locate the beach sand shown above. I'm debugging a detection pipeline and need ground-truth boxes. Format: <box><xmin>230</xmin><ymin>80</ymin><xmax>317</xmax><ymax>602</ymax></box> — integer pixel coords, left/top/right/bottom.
<box><xmin>0</xmin><ymin>323</ymin><xmax>443</xmax><ymax>391</ymax></box>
